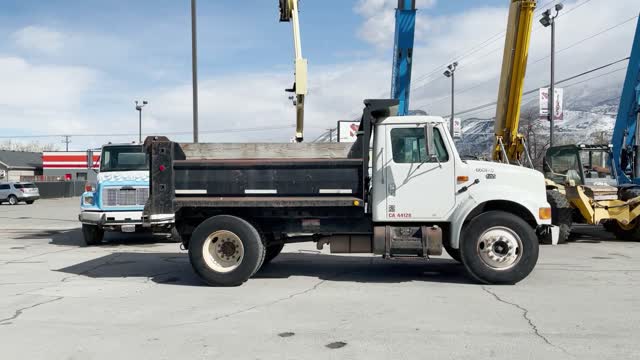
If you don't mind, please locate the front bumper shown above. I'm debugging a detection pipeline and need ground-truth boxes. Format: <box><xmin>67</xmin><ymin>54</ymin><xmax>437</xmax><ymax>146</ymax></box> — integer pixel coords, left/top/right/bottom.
<box><xmin>79</xmin><ymin>210</ymin><xmax>144</xmax><ymax>226</ymax></box>
<box><xmin>142</xmin><ymin>213</ymin><xmax>175</xmax><ymax>226</ymax></box>
<box><xmin>19</xmin><ymin>194</ymin><xmax>40</xmax><ymax>201</ymax></box>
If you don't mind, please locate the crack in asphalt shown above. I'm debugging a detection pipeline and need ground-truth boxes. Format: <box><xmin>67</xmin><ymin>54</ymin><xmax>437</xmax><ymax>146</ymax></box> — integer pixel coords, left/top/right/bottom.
<box><xmin>10</xmin><ymin>252</ymin><xmax>126</xmax><ymax>297</ymax></box>
<box><xmin>162</xmin><ymin>270</ymin><xmax>357</xmax><ymax>329</ymax></box>
<box><xmin>168</xmin><ymin>279</ymin><xmax>328</xmax><ymax>328</ymax></box>
<box><xmin>0</xmin><ymin>247</ymin><xmax>79</xmax><ymax>266</ymax></box>
<box><xmin>0</xmin><ymin>296</ymin><xmax>63</xmax><ymax>325</ymax></box>
<box><xmin>481</xmin><ymin>286</ymin><xmax>573</xmax><ymax>357</ymax></box>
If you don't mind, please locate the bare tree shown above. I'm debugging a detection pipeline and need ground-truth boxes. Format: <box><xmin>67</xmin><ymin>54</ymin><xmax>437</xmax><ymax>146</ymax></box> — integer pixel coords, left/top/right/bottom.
<box><xmin>519</xmin><ymin>107</ymin><xmax>549</xmax><ymax>170</ymax></box>
<box><xmin>0</xmin><ymin>141</ymin><xmax>59</xmax><ymax>152</ymax></box>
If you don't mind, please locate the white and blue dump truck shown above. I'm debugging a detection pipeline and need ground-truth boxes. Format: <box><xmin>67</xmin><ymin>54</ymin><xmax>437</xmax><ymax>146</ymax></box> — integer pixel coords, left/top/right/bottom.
<box><xmin>79</xmin><ymin>144</ymin><xmax>175</xmax><ymax>245</ymax></box>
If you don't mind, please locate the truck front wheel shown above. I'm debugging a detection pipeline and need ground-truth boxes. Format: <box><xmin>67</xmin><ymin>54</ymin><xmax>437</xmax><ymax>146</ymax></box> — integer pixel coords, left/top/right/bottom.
<box><xmin>189</xmin><ymin>215</ymin><xmax>266</xmax><ymax>286</ymax></box>
<box><xmin>461</xmin><ymin>211</ymin><xmax>539</xmax><ymax>285</ymax></box>
<box><xmin>82</xmin><ymin>224</ymin><xmax>104</xmax><ymax>246</ymax></box>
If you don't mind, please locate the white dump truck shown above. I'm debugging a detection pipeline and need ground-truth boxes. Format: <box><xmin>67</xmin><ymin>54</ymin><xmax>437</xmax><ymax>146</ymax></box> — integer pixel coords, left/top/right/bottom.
<box><xmin>143</xmin><ymin>100</ymin><xmax>557</xmax><ymax>286</ymax></box>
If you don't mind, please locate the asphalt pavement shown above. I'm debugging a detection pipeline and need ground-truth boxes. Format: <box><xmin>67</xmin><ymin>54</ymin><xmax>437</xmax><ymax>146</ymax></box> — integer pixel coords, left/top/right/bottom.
<box><xmin>0</xmin><ymin>198</ymin><xmax>638</xmax><ymax>360</ymax></box>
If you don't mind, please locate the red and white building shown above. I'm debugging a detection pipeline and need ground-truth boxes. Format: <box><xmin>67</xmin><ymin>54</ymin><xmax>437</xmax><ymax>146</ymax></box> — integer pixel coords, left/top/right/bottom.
<box><xmin>42</xmin><ymin>152</ymin><xmax>100</xmax><ymax>182</ymax></box>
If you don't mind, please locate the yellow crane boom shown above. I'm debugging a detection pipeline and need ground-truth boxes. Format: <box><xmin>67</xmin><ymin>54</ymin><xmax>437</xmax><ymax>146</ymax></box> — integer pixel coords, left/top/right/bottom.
<box><xmin>493</xmin><ymin>0</ymin><xmax>537</xmax><ymax>164</ymax></box>
<box><xmin>279</xmin><ymin>0</ymin><xmax>308</xmax><ymax>142</ymax></box>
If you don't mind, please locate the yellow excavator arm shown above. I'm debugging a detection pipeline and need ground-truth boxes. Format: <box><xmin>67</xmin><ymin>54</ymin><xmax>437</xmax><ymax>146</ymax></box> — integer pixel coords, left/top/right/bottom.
<box><xmin>279</xmin><ymin>0</ymin><xmax>308</xmax><ymax>142</ymax></box>
<box><xmin>493</xmin><ymin>0</ymin><xmax>537</xmax><ymax>164</ymax></box>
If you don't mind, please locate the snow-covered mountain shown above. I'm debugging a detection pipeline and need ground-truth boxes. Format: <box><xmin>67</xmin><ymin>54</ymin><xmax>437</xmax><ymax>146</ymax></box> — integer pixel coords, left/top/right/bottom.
<box><xmin>455</xmin><ymin>86</ymin><xmax>620</xmax><ymax>158</ymax></box>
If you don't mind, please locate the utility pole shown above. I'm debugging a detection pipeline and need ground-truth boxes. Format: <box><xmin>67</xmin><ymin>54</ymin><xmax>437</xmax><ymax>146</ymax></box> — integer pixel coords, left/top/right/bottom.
<box><xmin>540</xmin><ymin>3</ymin><xmax>563</xmax><ymax>147</ymax></box>
<box><xmin>327</xmin><ymin>128</ymin><xmax>335</xmax><ymax>142</ymax></box>
<box><xmin>135</xmin><ymin>100</ymin><xmax>148</xmax><ymax>144</ymax></box>
<box><xmin>444</xmin><ymin>62</ymin><xmax>458</xmax><ymax>136</ymax></box>
<box><xmin>62</xmin><ymin>136</ymin><xmax>71</xmax><ymax>151</ymax></box>
<box><xmin>191</xmin><ymin>0</ymin><xmax>199</xmax><ymax>143</ymax></box>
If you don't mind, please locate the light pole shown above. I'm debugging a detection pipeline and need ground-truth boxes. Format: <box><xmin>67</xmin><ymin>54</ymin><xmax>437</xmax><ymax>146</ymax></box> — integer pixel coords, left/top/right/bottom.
<box><xmin>135</xmin><ymin>100</ymin><xmax>148</xmax><ymax>144</ymax></box>
<box><xmin>444</xmin><ymin>62</ymin><xmax>458</xmax><ymax>136</ymax></box>
<box><xmin>540</xmin><ymin>2</ymin><xmax>563</xmax><ymax>147</ymax></box>
<box><xmin>191</xmin><ymin>0</ymin><xmax>199</xmax><ymax>143</ymax></box>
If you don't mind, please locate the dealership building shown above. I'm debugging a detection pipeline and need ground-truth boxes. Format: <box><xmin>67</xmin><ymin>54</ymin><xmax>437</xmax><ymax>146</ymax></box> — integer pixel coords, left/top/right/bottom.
<box><xmin>42</xmin><ymin>152</ymin><xmax>100</xmax><ymax>182</ymax></box>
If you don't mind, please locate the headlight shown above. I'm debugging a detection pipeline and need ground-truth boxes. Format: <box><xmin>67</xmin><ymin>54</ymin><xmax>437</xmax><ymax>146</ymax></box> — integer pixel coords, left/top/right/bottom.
<box><xmin>83</xmin><ymin>195</ymin><xmax>95</xmax><ymax>206</ymax></box>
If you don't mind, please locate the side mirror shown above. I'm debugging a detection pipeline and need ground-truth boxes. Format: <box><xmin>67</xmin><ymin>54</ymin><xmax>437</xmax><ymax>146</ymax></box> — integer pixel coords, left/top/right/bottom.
<box><xmin>424</xmin><ymin>124</ymin><xmax>436</xmax><ymax>159</ymax></box>
<box><xmin>86</xmin><ymin>150</ymin><xmax>93</xmax><ymax>170</ymax></box>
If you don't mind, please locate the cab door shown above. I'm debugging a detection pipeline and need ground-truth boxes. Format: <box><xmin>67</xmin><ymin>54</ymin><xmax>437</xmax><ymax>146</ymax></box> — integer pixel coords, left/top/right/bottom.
<box><xmin>383</xmin><ymin>124</ymin><xmax>456</xmax><ymax>221</ymax></box>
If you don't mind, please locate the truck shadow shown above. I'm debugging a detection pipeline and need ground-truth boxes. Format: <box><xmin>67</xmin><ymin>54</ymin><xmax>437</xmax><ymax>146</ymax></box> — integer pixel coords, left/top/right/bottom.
<box><xmin>568</xmin><ymin>225</ymin><xmax>623</xmax><ymax>243</ymax></box>
<box><xmin>9</xmin><ymin>228</ymin><xmax>174</xmax><ymax>247</ymax></box>
<box><xmin>54</xmin><ymin>251</ymin><xmax>473</xmax><ymax>286</ymax></box>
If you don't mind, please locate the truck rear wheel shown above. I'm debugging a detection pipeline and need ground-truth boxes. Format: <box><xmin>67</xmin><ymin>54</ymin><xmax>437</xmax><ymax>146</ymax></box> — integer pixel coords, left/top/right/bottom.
<box><xmin>82</xmin><ymin>224</ymin><xmax>104</xmax><ymax>246</ymax></box>
<box><xmin>189</xmin><ymin>215</ymin><xmax>265</xmax><ymax>286</ymax></box>
<box><xmin>461</xmin><ymin>211</ymin><xmax>539</xmax><ymax>285</ymax></box>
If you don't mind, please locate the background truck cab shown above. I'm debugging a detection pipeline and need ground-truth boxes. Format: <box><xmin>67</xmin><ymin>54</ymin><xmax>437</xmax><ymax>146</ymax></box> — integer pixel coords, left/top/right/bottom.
<box><xmin>79</xmin><ymin>144</ymin><xmax>169</xmax><ymax>245</ymax></box>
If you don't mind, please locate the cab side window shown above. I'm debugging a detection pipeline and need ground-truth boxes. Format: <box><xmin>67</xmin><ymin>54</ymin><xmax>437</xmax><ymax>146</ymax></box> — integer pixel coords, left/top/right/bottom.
<box><xmin>391</xmin><ymin>127</ymin><xmax>449</xmax><ymax>164</ymax></box>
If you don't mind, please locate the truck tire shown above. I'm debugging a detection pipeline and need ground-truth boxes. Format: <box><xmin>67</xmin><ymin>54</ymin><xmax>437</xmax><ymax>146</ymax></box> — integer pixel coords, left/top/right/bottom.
<box><xmin>262</xmin><ymin>243</ymin><xmax>285</xmax><ymax>267</ymax></box>
<box><xmin>460</xmin><ymin>211</ymin><xmax>539</xmax><ymax>285</ymax></box>
<box><xmin>8</xmin><ymin>195</ymin><xmax>18</xmax><ymax>205</ymax></box>
<box><xmin>546</xmin><ymin>190</ymin><xmax>572</xmax><ymax>244</ymax></box>
<box><xmin>443</xmin><ymin>242</ymin><xmax>462</xmax><ymax>263</ymax></box>
<box><xmin>82</xmin><ymin>224</ymin><xmax>104</xmax><ymax>246</ymax></box>
<box><xmin>189</xmin><ymin>215</ymin><xmax>266</xmax><ymax>286</ymax></box>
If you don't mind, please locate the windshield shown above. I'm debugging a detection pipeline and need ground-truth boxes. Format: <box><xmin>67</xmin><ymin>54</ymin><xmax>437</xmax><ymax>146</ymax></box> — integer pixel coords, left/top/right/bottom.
<box><xmin>100</xmin><ymin>145</ymin><xmax>148</xmax><ymax>172</ymax></box>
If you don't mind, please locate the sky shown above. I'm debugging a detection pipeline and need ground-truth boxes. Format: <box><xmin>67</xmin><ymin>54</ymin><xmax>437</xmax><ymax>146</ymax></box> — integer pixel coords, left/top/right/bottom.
<box><xmin>0</xmin><ymin>0</ymin><xmax>638</xmax><ymax>149</ymax></box>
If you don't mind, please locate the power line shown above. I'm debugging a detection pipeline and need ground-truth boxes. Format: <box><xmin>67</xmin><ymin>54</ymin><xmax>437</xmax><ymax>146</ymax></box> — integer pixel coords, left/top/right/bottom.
<box><xmin>414</xmin><ymin>14</ymin><xmax>636</xmax><ymax>111</ymax></box>
<box><xmin>0</xmin><ymin>125</ymin><xmax>297</xmax><ymax>140</ymax></box>
<box><xmin>61</xmin><ymin>136</ymin><xmax>71</xmax><ymax>151</ymax></box>
<box><xmin>409</xmin><ymin>0</ymin><xmax>596</xmax><ymax>92</ymax></box>
<box><xmin>451</xmin><ymin>56</ymin><xmax>630</xmax><ymax>117</ymax></box>
<box><xmin>429</xmin><ymin>0</ymin><xmax>598</xmax><ymax>78</ymax></box>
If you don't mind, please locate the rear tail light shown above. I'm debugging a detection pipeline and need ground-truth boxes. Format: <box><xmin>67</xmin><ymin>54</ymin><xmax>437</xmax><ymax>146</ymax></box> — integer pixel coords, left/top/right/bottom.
<box><xmin>18</xmin><ymin>188</ymin><xmax>24</xmax><ymax>193</ymax></box>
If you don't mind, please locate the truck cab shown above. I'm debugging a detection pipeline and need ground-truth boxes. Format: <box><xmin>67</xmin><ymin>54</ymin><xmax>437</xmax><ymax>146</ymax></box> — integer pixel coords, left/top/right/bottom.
<box><xmin>79</xmin><ymin>144</ymin><xmax>154</xmax><ymax>245</ymax></box>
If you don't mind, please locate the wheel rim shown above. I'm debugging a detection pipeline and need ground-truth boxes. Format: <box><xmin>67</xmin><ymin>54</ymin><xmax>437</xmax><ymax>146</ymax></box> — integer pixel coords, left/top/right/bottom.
<box><xmin>202</xmin><ymin>230</ymin><xmax>244</xmax><ymax>273</ymax></box>
<box><xmin>9</xmin><ymin>197</ymin><xmax>16</xmax><ymax>205</ymax></box>
<box><xmin>476</xmin><ymin>226</ymin><xmax>523</xmax><ymax>270</ymax></box>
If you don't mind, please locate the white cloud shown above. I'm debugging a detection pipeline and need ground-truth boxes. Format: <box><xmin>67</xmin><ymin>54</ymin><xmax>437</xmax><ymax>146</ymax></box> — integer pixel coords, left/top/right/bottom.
<box><xmin>0</xmin><ymin>57</ymin><xmax>96</xmax><ymax>110</ymax></box>
<box><xmin>1</xmin><ymin>0</ymin><xmax>637</xmax><ymax>150</ymax></box>
<box><xmin>12</xmin><ymin>26</ymin><xmax>66</xmax><ymax>55</ymax></box>
<box><xmin>407</xmin><ymin>0</ymin><xmax>638</xmax><ymax>117</ymax></box>
<box><xmin>143</xmin><ymin>59</ymin><xmax>390</xmax><ymax>143</ymax></box>
<box><xmin>355</xmin><ymin>0</ymin><xmax>437</xmax><ymax>48</ymax></box>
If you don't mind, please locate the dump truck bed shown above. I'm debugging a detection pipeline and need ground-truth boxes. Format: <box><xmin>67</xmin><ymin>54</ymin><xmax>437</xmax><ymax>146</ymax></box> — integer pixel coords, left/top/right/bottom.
<box><xmin>144</xmin><ymin>138</ymin><xmax>367</xmax><ymax>216</ymax></box>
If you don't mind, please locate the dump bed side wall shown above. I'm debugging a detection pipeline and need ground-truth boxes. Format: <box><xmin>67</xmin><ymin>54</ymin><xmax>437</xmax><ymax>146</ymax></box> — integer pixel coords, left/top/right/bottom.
<box><xmin>175</xmin><ymin>159</ymin><xmax>363</xmax><ymax>197</ymax></box>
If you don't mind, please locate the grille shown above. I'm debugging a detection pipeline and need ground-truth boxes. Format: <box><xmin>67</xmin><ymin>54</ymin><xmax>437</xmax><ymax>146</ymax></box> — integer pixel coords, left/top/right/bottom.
<box><xmin>102</xmin><ymin>187</ymin><xmax>149</xmax><ymax>207</ymax></box>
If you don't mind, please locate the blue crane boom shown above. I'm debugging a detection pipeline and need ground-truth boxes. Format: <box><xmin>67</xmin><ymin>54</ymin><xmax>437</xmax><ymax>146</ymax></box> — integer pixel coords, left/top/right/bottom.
<box><xmin>611</xmin><ymin>15</ymin><xmax>640</xmax><ymax>185</ymax></box>
<box><xmin>390</xmin><ymin>0</ymin><xmax>417</xmax><ymax>116</ymax></box>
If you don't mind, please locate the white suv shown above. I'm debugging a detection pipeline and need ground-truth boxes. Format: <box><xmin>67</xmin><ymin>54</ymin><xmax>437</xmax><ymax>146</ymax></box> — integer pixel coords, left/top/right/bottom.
<box><xmin>0</xmin><ymin>182</ymin><xmax>40</xmax><ymax>205</ymax></box>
